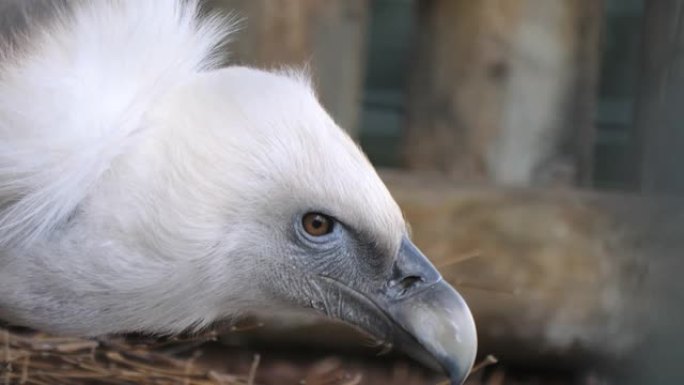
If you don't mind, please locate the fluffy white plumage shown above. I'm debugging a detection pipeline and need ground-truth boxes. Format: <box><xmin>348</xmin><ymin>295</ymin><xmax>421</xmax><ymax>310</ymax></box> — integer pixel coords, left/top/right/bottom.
<box><xmin>0</xmin><ymin>0</ymin><xmax>230</xmax><ymax>247</ymax></box>
<box><xmin>0</xmin><ymin>0</ymin><xmax>405</xmax><ymax>335</ymax></box>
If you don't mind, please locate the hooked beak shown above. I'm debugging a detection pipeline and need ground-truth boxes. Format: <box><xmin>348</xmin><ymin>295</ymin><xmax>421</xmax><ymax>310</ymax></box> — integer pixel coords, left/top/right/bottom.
<box><xmin>315</xmin><ymin>237</ymin><xmax>477</xmax><ymax>384</ymax></box>
<box><xmin>378</xmin><ymin>238</ymin><xmax>478</xmax><ymax>384</ymax></box>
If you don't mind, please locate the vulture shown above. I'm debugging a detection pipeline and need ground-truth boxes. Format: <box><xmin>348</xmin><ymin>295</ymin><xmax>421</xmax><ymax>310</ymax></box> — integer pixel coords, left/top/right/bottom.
<box><xmin>0</xmin><ymin>1</ymin><xmax>476</xmax><ymax>383</ymax></box>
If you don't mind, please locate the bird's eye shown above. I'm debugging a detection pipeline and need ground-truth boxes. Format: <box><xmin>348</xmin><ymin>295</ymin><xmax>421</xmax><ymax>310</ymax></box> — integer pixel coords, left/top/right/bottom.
<box><xmin>302</xmin><ymin>212</ymin><xmax>334</xmax><ymax>237</ymax></box>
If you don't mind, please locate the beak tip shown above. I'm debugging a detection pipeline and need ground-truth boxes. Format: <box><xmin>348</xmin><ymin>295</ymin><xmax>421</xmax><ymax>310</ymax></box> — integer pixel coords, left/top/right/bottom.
<box><xmin>444</xmin><ymin>355</ymin><xmax>476</xmax><ymax>385</ymax></box>
<box><xmin>439</xmin><ymin>337</ymin><xmax>477</xmax><ymax>385</ymax></box>
<box><xmin>397</xmin><ymin>281</ymin><xmax>477</xmax><ymax>385</ymax></box>
<box><xmin>445</xmin><ymin>294</ymin><xmax>478</xmax><ymax>385</ymax></box>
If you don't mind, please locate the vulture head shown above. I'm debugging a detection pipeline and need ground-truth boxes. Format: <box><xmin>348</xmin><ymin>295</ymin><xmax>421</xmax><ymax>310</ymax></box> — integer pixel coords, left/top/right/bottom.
<box><xmin>0</xmin><ymin>1</ymin><xmax>476</xmax><ymax>383</ymax></box>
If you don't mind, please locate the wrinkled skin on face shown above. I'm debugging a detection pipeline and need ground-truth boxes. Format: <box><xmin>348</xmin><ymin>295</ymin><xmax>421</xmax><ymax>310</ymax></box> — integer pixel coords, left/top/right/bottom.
<box><xmin>266</xmin><ymin>232</ymin><xmax>478</xmax><ymax>383</ymax></box>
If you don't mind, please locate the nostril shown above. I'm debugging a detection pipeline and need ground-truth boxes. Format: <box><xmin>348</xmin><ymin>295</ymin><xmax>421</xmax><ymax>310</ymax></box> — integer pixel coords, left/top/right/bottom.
<box><xmin>387</xmin><ymin>274</ymin><xmax>430</xmax><ymax>299</ymax></box>
<box><xmin>398</xmin><ymin>275</ymin><xmax>423</xmax><ymax>294</ymax></box>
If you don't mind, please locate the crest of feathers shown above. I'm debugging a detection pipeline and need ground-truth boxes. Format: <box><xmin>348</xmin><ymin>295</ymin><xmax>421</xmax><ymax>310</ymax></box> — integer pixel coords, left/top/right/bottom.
<box><xmin>0</xmin><ymin>0</ymin><xmax>236</xmax><ymax>248</ymax></box>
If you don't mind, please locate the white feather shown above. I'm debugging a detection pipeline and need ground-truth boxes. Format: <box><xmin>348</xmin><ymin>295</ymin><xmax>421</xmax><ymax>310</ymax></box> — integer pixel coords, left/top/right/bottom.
<box><xmin>0</xmin><ymin>0</ymin><xmax>232</xmax><ymax>248</ymax></box>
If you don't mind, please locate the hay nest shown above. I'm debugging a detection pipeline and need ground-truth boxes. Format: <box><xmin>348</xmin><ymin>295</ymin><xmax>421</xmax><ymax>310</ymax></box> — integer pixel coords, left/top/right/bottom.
<box><xmin>1</xmin><ymin>326</ymin><xmax>252</xmax><ymax>385</ymax></box>
<box><xmin>1</xmin><ymin>324</ymin><xmax>496</xmax><ymax>385</ymax></box>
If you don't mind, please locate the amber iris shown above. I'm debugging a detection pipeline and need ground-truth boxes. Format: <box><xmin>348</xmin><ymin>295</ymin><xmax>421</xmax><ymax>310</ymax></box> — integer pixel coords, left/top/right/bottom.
<box><xmin>302</xmin><ymin>213</ymin><xmax>333</xmax><ymax>236</ymax></box>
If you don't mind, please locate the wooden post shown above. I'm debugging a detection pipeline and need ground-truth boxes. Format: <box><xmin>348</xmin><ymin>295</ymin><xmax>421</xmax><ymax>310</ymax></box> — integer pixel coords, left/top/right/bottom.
<box><xmin>404</xmin><ymin>0</ymin><xmax>521</xmax><ymax>182</ymax></box>
<box><xmin>403</xmin><ymin>0</ymin><xmax>602</xmax><ymax>187</ymax></box>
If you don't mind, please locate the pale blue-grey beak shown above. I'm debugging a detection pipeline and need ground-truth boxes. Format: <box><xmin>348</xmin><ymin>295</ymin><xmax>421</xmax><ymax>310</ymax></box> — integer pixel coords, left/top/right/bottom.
<box><xmin>313</xmin><ymin>237</ymin><xmax>477</xmax><ymax>384</ymax></box>
<box><xmin>378</xmin><ymin>238</ymin><xmax>478</xmax><ymax>384</ymax></box>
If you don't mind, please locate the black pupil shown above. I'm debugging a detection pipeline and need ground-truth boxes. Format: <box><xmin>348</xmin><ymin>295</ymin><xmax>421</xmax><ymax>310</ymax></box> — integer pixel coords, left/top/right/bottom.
<box><xmin>312</xmin><ymin>219</ymin><xmax>323</xmax><ymax>228</ymax></box>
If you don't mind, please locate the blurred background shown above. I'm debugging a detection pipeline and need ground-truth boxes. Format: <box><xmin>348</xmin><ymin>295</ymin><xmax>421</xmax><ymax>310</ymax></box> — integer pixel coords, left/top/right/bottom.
<box><xmin>200</xmin><ymin>1</ymin><xmax>684</xmax><ymax>384</ymax></box>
